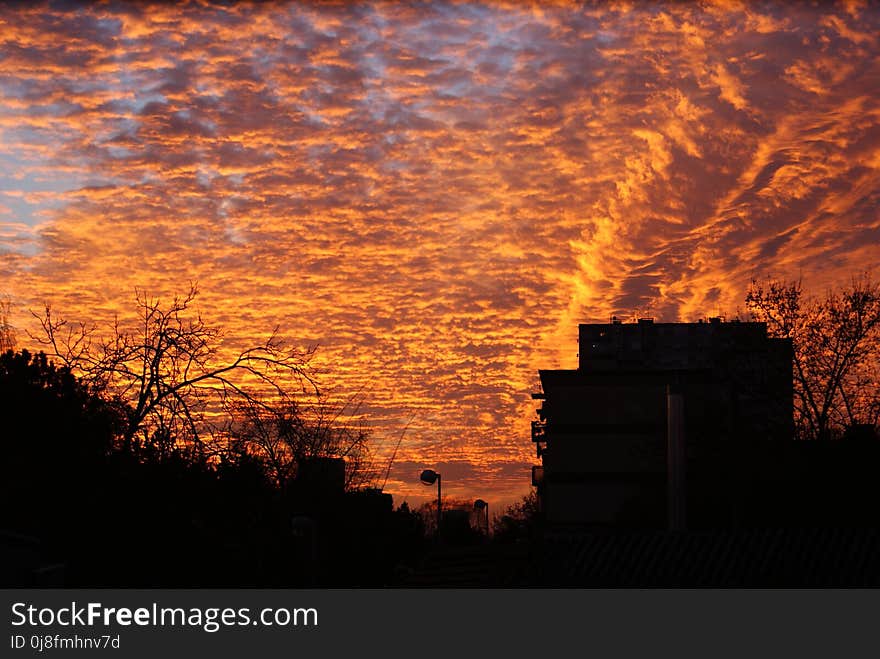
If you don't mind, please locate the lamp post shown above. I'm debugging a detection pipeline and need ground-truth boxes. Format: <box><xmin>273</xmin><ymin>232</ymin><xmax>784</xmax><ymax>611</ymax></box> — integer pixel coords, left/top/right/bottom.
<box><xmin>420</xmin><ymin>469</ymin><xmax>441</xmax><ymax>541</ymax></box>
<box><xmin>474</xmin><ymin>499</ymin><xmax>489</xmax><ymax>537</ymax></box>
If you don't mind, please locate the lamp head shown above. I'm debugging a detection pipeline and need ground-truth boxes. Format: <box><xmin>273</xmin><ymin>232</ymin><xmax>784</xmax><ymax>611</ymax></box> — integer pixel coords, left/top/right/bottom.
<box><xmin>473</xmin><ymin>498</ymin><xmax>487</xmax><ymax>510</ymax></box>
<box><xmin>419</xmin><ymin>469</ymin><xmax>439</xmax><ymax>486</ymax></box>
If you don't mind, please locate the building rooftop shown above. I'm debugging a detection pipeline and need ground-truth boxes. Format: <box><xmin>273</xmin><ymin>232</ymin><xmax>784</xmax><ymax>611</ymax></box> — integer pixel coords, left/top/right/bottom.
<box><xmin>577</xmin><ymin>318</ymin><xmax>790</xmax><ymax>372</ymax></box>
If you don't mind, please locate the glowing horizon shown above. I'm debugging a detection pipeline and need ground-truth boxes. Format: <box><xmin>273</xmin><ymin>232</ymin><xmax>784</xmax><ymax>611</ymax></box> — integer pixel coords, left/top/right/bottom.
<box><xmin>1</xmin><ymin>1</ymin><xmax>879</xmax><ymax>509</ymax></box>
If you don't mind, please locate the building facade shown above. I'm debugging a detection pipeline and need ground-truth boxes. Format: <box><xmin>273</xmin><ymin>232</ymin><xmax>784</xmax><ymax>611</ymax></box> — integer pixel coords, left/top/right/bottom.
<box><xmin>532</xmin><ymin>318</ymin><xmax>794</xmax><ymax>529</ymax></box>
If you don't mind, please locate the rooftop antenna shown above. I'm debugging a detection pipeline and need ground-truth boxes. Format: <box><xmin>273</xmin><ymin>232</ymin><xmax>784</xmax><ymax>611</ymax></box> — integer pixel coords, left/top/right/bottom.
<box><xmin>380</xmin><ymin>414</ymin><xmax>414</xmax><ymax>491</ymax></box>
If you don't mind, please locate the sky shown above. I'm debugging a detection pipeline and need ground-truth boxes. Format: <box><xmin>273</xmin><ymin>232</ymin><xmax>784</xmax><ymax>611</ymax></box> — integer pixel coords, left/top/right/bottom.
<box><xmin>1</xmin><ymin>0</ymin><xmax>879</xmax><ymax>509</ymax></box>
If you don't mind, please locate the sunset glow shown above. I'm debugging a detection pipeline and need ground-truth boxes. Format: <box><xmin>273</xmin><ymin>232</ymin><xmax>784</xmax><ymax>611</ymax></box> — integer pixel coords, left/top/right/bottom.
<box><xmin>2</xmin><ymin>1</ymin><xmax>879</xmax><ymax>508</ymax></box>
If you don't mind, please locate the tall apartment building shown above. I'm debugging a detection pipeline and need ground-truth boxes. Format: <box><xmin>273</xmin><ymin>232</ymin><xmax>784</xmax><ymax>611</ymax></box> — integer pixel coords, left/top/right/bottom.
<box><xmin>531</xmin><ymin>318</ymin><xmax>793</xmax><ymax>529</ymax></box>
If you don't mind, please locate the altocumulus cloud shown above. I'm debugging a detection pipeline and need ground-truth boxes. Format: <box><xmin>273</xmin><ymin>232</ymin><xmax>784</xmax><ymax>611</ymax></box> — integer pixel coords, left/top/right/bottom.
<box><xmin>1</xmin><ymin>1</ymin><xmax>878</xmax><ymax>504</ymax></box>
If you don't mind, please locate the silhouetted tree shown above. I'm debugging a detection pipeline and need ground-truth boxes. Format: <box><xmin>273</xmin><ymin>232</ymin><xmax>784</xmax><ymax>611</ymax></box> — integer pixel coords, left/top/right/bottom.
<box><xmin>2</xmin><ymin>343</ymin><xmax>418</xmax><ymax>587</ymax></box>
<box><xmin>225</xmin><ymin>392</ymin><xmax>374</xmax><ymax>490</ymax></box>
<box><xmin>746</xmin><ymin>273</ymin><xmax>880</xmax><ymax>439</ymax></box>
<box><xmin>0</xmin><ymin>349</ymin><xmax>122</xmax><ymax>550</ymax></box>
<box><xmin>32</xmin><ymin>285</ymin><xmax>315</xmax><ymax>458</ymax></box>
<box><xmin>492</xmin><ymin>490</ymin><xmax>540</xmax><ymax>543</ymax></box>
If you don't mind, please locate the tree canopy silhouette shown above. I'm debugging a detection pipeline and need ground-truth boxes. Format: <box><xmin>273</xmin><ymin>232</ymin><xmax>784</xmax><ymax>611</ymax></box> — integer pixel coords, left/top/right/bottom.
<box><xmin>1</xmin><ymin>345</ymin><xmax>418</xmax><ymax>586</ymax></box>
<box><xmin>1</xmin><ymin>349</ymin><xmax>122</xmax><ymax>566</ymax></box>
<box><xmin>492</xmin><ymin>490</ymin><xmax>541</xmax><ymax>543</ymax></box>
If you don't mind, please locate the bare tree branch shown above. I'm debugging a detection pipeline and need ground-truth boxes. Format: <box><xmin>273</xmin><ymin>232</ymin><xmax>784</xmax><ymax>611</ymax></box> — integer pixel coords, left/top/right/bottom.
<box><xmin>746</xmin><ymin>272</ymin><xmax>880</xmax><ymax>439</ymax></box>
<box><xmin>31</xmin><ymin>285</ymin><xmax>319</xmax><ymax>457</ymax></box>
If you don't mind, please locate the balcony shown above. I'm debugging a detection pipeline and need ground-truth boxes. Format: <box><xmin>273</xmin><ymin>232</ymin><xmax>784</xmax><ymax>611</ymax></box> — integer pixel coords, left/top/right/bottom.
<box><xmin>531</xmin><ymin>420</ymin><xmax>546</xmax><ymax>442</ymax></box>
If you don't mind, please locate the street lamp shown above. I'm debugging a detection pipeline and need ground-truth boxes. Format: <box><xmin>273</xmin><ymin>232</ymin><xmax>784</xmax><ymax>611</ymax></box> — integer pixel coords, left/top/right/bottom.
<box><xmin>420</xmin><ymin>469</ymin><xmax>441</xmax><ymax>540</ymax></box>
<box><xmin>474</xmin><ymin>499</ymin><xmax>489</xmax><ymax>537</ymax></box>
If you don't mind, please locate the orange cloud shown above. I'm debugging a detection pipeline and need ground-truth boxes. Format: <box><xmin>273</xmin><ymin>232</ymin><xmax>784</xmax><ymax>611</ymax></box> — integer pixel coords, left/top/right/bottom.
<box><xmin>1</xmin><ymin>1</ymin><xmax>878</xmax><ymax>507</ymax></box>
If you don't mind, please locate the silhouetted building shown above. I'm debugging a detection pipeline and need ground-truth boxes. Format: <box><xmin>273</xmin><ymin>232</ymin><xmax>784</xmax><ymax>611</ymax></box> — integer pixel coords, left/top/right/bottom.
<box><xmin>291</xmin><ymin>456</ymin><xmax>346</xmax><ymax>500</ymax></box>
<box><xmin>533</xmin><ymin>318</ymin><xmax>794</xmax><ymax>529</ymax></box>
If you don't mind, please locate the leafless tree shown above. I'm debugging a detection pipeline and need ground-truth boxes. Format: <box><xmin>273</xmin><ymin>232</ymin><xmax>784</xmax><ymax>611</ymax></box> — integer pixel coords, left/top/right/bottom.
<box><xmin>746</xmin><ymin>273</ymin><xmax>880</xmax><ymax>439</ymax></box>
<box><xmin>32</xmin><ymin>285</ymin><xmax>316</xmax><ymax>458</ymax></box>
<box><xmin>225</xmin><ymin>392</ymin><xmax>374</xmax><ymax>491</ymax></box>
